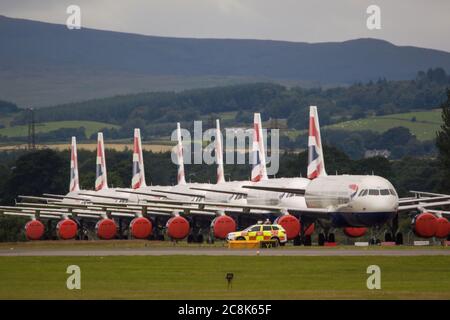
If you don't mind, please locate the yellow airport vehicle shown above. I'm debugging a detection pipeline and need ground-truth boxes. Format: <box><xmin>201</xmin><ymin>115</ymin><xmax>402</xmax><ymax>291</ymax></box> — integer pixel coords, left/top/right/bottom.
<box><xmin>226</xmin><ymin>223</ymin><xmax>288</xmax><ymax>246</ymax></box>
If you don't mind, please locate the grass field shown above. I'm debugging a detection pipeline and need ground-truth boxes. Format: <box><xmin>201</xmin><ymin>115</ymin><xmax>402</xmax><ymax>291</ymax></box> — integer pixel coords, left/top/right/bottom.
<box><xmin>1</xmin><ymin>240</ymin><xmax>449</xmax><ymax>250</ymax></box>
<box><xmin>325</xmin><ymin>110</ymin><xmax>442</xmax><ymax>141</ymax></box>
<box><xmin>0</xmin><ymin>255</ymin><xmax>449</xmax><ymax>299</ymax></box>
<box><xmin>0</xmin><ymin>121</ymin><xmax>120</xmax><ymax>138</ymax></box>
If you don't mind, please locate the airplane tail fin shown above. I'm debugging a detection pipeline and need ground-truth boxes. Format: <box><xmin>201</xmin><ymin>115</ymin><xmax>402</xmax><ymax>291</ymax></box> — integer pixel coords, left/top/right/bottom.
<box><xmin>95</xmin><ymin>132</ymin><xmax>108</xmax><ymax>191</ymax></box>
<box><xmin>69</xmin><ymin>136</ymin><xmax>80</xmax><ymax>192</ymax></box>
<box><xmin>216</xmin><ymin>119</ymin><xmax>225</xmax><ymax>184</ymax></box>
<box><xmin>176</xmin><ymin>123</ymin><xmax>186</xmax><ymax>185</ymax></box>
<box><xmin>307</xmin><ymin>106</ymin><xmax>327</xmax><ymax>179</ymax></box>
<box><xmin>132</xmin><ymin>128</ymin><xmax>147</xmax><ymax>189</ymax></box>
<box><xmin>251</xmin><ymin>113</ymin><xmax>268</xmax><ymax>182</ymax></box>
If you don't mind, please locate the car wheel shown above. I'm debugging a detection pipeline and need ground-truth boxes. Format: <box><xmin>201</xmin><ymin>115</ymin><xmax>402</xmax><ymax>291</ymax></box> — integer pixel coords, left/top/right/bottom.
<box><xmin>271</xmin><ymin>237</ymin><xmax>280</xmax><ymax>247</ymax></box>
<box><xmin>236</xmin><ymin>236</ymin><xmax>245</xmax><ymax>241</ymax></box>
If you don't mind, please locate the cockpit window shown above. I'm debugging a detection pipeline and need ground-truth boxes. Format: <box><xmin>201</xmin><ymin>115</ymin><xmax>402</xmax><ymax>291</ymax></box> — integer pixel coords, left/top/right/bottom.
<box><xmin>389</xmin><ymin>189</ymin><xmax>397</xmax><ymax>196</ymax></box>
<box><xmin>359</xmin><ymin>189</ymin><xmax>368</xmax><ymax>197</ymax></box>
<box><xmin>368</xmin><ymin>189</ymin><xmax>380</xmax><ymax>196</ymax></box>
<box><xmin>380</xmin><ymin>189</ymin><xmax>390</xmax><ymax>196</ymax></box>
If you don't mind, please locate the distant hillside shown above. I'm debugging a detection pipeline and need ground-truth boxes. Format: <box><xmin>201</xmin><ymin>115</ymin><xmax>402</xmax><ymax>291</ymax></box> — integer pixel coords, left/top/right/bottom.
<box><xmin>1</xmin><ymin>15</ymin><xmax>450</xmax><ymax>107</ymax></box>
<box><xmin>325</xmin><ymin>110</ymin><xmax>442</xmax><ymax>141</ymax></box>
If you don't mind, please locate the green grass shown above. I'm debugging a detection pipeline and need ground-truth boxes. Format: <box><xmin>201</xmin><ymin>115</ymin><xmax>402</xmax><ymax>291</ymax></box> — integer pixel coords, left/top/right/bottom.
<box><xmin>1</xmin><ymin>240</ymin><xmax>449</xmax><ymax>250</ymax></box>
<box><xmin>325</xmin><ymin>110</ymin><xmax>442</xmax><ymax>141</ymax></box>
<box><xmin>0</xmin><ymin>121</ymin><xmax>120</xmax><ymax>138</ymax></box>
<box><xmin>0</xmin><ymin>255</ymin><xmax>449</xmax><ymax>299</ymax></box>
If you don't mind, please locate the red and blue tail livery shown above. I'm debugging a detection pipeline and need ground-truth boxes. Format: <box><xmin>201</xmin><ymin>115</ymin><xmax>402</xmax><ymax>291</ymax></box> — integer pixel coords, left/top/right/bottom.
<box><xmin>95</xmin><ymin>132</ymin><xmax>108</xmax><ymax>191</ymax></box>
<box><xmin>307</xmin><ymin>106</ymin><xmax>327</xmax><ymax>179</ymax></box>
<box><xmin>132</xmin><ymin>128</ymin><xmax>146</xmax><ymax>189</ymax></box>
<box><xmin>216</xmin><ymin>119</ymin><xmax>225</xmax><ymax>184</ymax></box>
<box><xmin>251</xmin><ymin>113</ymin><xmax>268</xmax><ymax>182</ymax></box>
<box><xmin>176</xmin><ymin>123</ymin><xmax>186</xmax><ymax>185</ymax></box>
<box><xmin>69</xmin><ymin>136</ymin><xmax>80</xmax><ymax>192</ymax></box>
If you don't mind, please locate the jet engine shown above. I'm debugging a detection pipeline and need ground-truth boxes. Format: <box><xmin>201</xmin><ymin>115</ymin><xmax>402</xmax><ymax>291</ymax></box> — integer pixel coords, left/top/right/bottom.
<box><xmin>211</xmin><ymin>215</ymin><xmax>236</xmax><ymax>239</ymax></box>
<box><xmin>274</xmin><ymin>215</ymin><xmax>314</xmax><ymax>240</ymax></box>
<box><xmin>343</xmin><ymin>227</ymin><xmax>367</xmax><ymax>238</ymax></box>
<box><xmin>56</xmin><ymin>219</ymin><xmax>78</xmax><ymax>240</ymax></box>
<box><xmin>25</xmin><ymin>220</ymin><xmax>45</xmax><ymax>240</ymax></box>
<box><xmin>166</xmin><ymin>216</ymin><xmax>190</xmax><ymax>240</ymax></box>
<box><xmin>275</xmin><ymin>215</ymin><xmax>300</xmax><ymax>240</ymax></box>
<box><xmin>435</xmin><ymin>217</ymin><xmax>450</xmax><ymax>239</ymax></box>
<box><xmin>95</xmin><ymin>218</ymin><xmax>117</xmax><ymax>240</ymax></box>
<box><xmin>129</xmin><ymin>216</ymin><xmax>152</xmax><ymax>239</ymax></box>
<box><xmin>412</xmin><ymin>212</ymin><xmax>437</xmax><ymax>238</ymax></box>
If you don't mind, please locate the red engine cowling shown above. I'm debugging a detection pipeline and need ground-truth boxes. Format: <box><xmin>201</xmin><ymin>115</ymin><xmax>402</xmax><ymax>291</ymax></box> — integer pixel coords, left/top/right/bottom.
<box><xmin>275</xmin><ymin>215</ymin><xmax>300</xmax><ymax>240</ymax></box>
<box><xmin>211</xmin><ymin>215</ymin><xmax>236</xmax><ymax>239</ymax></box>
<box><xmin>96</xmin><ymin>218</ymin><xmax>117</xmax><ymax>240</ymax></box>
<box><xmin>166</xmin><ymin>216</ymin><xmax>190</xmax><ymax>240</ymax></box>
<box><xmin>344</xmin><ymin>227</ymin><xmax>367</xmax><ymax>238</ymax></box>
<box><xmin>25</xmin><ymin>220</ymin><xmax>45</xmax><ymax>240</ymax></box>
<box><xmin>413</xmin><ymin>212</ymin><xmax>437</xmax><ymax>238</ymax></box>
<box><xmin>435</xmin><ymin>217</ymin><xmax>450</xmax><ymax>239</ymax></box>
<box><xmin>130</xmin><ymin>217</ymin><xmax>152</xmax><ymax>239</ymax></box>
<box><xmin>275</xmin><ymin>215</ymin><xmax>314</xmax><ymax>240</ymax></box>
<box><xmin>56</xmin><ymin>219</ymin><xmax>78</xmax><ymax>240</ymax></box>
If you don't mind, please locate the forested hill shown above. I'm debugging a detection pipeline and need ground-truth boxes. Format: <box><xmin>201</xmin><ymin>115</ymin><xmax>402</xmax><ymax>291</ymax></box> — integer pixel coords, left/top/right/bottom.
<box><xmin>10</xmin><ymin>68</ymin><xmax>450</xmax><ymax>137</ymax></box>
<box><xmin>1</xmin><ymin>15</ymin><xmax>450</xmax><ymax>106</ymax></box>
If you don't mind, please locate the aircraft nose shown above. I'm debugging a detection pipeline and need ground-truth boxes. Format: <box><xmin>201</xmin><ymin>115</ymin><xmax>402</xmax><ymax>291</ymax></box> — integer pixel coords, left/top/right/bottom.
<box><xmin>367</xmin><ymin>196</ymin><xmax>398</xmax><ymax>212</ymax></box>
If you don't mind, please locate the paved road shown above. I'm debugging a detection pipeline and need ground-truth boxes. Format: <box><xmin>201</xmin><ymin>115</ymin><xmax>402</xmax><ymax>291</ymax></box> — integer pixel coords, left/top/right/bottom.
<box><xmin>1</xmin><ymin>248</ymin><xmax>450</xmax><ymax>256</ymax></box>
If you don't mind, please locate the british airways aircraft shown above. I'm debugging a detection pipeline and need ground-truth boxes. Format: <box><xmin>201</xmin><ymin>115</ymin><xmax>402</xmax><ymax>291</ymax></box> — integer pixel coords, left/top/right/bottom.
<box><xmin>132</xmin><ymin>106</ymin><xmax>450</xmax><ymax>244</ymax></box>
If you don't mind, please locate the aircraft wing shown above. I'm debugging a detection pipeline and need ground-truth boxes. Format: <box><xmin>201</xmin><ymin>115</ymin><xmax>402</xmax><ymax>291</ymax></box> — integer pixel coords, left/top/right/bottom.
<box><xmin>409</xmin><ymin>190</ymin><xmax>447</xmax><ymax>197</ymax></box>
<box><xmin>2</xmin><ymin>212</ymin><xmax>65</xmax><ymax>219</ymax></box>
<box><xmin>17</xmin><ymin>195</ymin><xmax>65</xmax><ymax>203</ymax></box>
<box><xmin>241</xmin><ymin>185</ymin><xmax>306</xmax><ymax>195</ymax></box>
<box><xmin>423</xmin><ymin>209</ymin><xmax>450</xmax><ymax>217</ymax></box>
<box><xmin>398</xmin><ymin>195</ymin><xmax>450</xmax><ymax>205</ymax></box>
<box><xmin>398</xmin><ymin>200</ymin><xmax>450</xmax><ymax>212</ymax></box>
<box><xmin>115</xmin><ymin>189</ymin><xmax>168</xmax><ymax>198</ymax></box>
<box><xmin>189</xmin><ymin>187</ymin><xmax>248</xmax><ymax>196</ymax></box>
<box><xmin>90</xmin><ymin>197</ymin><xmax>330</xmax><ymax>217</ymax></box>
<box><xmin>18</xmin><ymin>198</ymin><xmax>218</xmax><ymax>217</ymax></box>
<box><xmin>78</xmin><ymin>192</ymin><xmax>130</xmax><ymax>201</ymax></box>
<box><xmin>148</xmin><ymin>189</ymin><xmax>205</xmax><ymax>199</ymax></box>
<box><xmin>0</xmin><ymin>206</ymin><xmax>109</xmax><ymax>219</ymax></box>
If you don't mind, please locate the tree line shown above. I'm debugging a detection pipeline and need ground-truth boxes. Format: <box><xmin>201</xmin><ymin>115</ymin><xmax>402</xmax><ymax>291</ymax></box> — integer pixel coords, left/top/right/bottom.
<box><xmin>8</xmin><ymin>68</ymin><xmax>450</xmax><ymax>137</ymax></box>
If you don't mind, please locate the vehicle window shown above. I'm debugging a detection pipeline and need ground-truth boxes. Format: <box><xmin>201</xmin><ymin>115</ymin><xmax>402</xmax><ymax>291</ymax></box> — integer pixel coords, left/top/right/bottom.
<box><xmin>360</xmin><ymin>189</ymin><xmax>368</xmax><ymax>196</ymax></box>
<box><xmin>250</xmin><ymin>226</ymin><xmax>261</xmax><ymax>232</ymax></box>
<box><xmin>368</xmin><ymin>189</ymin><xmax>380</xmax><ymax>196</ymax></box>
<box><xmin>262</xmin><ymin>226</ymin><xmax>271</xmax><ymax>231</ymax></box>
<box><xmin>272</xmin><ymin>226</ymin><xmax>279</xmax><ymax>231</ymax></box>
<box><xmin>380</xmin><ymin>189</ymin><xmax>390</xmax><ymax>195</ymax></box>
<box><xmin>389</xmin><ymin>189</ymin><xmax>397</xmax><ymax>196</ymax></box>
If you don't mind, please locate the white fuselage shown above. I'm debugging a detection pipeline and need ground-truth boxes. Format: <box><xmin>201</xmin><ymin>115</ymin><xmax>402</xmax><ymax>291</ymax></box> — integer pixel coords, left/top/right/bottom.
<box><xmin>304</xmin><ymin>175</ymin><xmax>399</xmax><ymax>227</ymax></box>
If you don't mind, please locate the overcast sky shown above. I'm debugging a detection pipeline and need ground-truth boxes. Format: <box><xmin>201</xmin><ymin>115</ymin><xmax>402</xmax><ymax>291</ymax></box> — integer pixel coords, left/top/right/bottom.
<box><xmin>1</xmin><ymin>0</ymin><xmax>449</xmax><ymax>52</ymax></box>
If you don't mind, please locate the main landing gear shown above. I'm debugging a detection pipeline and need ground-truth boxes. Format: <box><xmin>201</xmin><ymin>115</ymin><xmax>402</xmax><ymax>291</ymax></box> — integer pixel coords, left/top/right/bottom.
<box><xmin>318</xmin><ymin>232</ymin><xmax>335</xmax><ymax>246</ymax></box>
<box><xmin>388</xmin><ymin>214</ymin><xmax>403</xmax><ymax>245</ymax></box>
